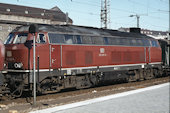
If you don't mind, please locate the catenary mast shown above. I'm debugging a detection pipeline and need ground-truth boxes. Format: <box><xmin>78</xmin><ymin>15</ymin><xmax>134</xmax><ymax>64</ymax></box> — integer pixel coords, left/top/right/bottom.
<box><xmin>101</xmin><ymin>0</ymin><xmax>110</xmax><ymax>29</ymax></box>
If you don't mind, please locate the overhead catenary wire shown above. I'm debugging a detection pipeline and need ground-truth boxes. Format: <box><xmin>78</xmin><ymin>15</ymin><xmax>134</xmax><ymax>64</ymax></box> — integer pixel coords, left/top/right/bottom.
<box><xmin>1</xmin><ymin>1</ymin><xmax>167</xmax><ymax>21</ymax></box>
<box><xmin>128</xmin><ymin>0</ymin><xmax>168</xmax><ymax>11</ymax></box>
<box><xmin>0</xmin><ymin>0</ymin><xmax>168</xmax><ymax>30</ymax></box>
<box><xmin>5</xmin><ymin>0</ymin><xmax>167</xmax><ymax>16</ymax></box>
<box><xmin>69</xmin><ymin>0</ymin><xmax>168</xmax><ymax>23</ymax></box>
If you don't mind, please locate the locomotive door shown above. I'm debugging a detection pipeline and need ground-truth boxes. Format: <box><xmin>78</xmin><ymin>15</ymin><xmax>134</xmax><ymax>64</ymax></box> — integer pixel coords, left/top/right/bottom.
<box><xmin>145</xmin><ymin>47</ymin><xmax>150</xmax><ymax>64</ymax></box>
<box><xmin>36</xmin><ymin>33</ymin><xmax>50</xmax><ymax>69</ymax></box>
<box><xmin>50</xmin><ymin>44</ymin><xmax>62</xmax><ymax>69</ymax></box>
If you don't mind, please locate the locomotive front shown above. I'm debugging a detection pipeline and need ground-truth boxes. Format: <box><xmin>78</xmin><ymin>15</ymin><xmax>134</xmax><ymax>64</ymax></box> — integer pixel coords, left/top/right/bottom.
<box><xmin>5</xmin><ymin>32</ymin><xmax>29</xmax><ymax>70</ymax></box>
<box><xmin>3</xmin><ymin>25</ymin><xmax>50</xmax><ymax>97</ymax></box>
<box><xmin>3</xmin><ymin>27</ymin><xmax>34</xmax><ymax>97</ymax></box>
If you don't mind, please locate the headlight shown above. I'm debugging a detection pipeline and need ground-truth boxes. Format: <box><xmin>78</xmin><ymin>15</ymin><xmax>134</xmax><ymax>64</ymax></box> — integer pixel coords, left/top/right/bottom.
<box><xmin>4</xmin><ymin>63</ymin><xmax>7</xmax><ymax>68</ymax></box>
<box><xmin>14</xmin><ymin>63</ymin><xmax>23</xmax><ymax>69</ymax></box>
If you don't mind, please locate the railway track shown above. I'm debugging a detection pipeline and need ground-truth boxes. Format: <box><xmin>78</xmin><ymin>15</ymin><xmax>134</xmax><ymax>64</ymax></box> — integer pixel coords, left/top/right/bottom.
<box><xmin>0</xmin><ymin>76</ymin><xmax>169</xmax><ymax>113</ymax></box>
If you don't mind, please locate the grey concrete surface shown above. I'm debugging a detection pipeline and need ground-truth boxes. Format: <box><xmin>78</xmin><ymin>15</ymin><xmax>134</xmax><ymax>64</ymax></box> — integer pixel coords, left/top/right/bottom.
<box><xmin>53</xmin><ymin>84</ymin><xmax>170</xmax><ymax>113</ymax></box>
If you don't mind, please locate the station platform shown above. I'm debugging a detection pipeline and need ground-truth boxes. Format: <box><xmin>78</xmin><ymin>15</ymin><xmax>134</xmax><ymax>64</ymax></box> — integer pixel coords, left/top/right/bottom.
<box><xmin>31</xmin><ymin>82</ymin><xmax>170</xmax><ymax>113</ymax></box>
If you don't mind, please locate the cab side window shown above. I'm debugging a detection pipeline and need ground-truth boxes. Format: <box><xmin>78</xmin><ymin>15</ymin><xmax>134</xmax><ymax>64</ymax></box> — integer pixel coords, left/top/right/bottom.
<box><xmin>65</xmin><ymin>35</ymin><xmax>75</xmax><ymax>44</ymax></box>
<box><xmin>151</xmin><ymin>40</ymin><xmax>159</xmax><ymax>47</ymax></box>
<box><xmin>37</xmin><ymin>34</ymin><xmax>46</xmax><ymax>43</ymax></box>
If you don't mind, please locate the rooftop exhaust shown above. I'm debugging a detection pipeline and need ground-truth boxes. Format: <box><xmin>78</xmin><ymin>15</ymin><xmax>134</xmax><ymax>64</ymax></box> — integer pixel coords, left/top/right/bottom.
<box><xmin>130</xmin><ymin>27</ymin><xmax>141</xmax><ymax>34</ymax></box>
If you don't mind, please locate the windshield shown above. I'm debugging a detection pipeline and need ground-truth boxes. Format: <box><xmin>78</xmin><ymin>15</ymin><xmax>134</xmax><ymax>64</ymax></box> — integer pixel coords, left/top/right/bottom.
<box><xmin>4</xmin><ymin>33</ymin><xmax>15</xmax><ymax>44</ymax></box>
<box><xmin>13</xmin><ymin>33</ymin><xmax>28</xmax><ymax>44</ymax></box>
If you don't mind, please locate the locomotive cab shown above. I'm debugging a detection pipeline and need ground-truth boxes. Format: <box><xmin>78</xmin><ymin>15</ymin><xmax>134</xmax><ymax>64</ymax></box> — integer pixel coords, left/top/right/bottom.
<box><xmin>3</xmin><ymin>28</ymin><xmax>51</xmax><ymax>97</ymax></box>
<box><xmin>4</xmin><ymin>31</ymin><xmax>50</xmax><ymax>70</ymax></box>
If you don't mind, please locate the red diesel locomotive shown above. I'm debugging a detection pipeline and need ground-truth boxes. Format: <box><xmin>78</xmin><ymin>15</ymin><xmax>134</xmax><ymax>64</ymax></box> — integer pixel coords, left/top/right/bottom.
<box><xmin>2</xmin><ymin>24</ymin><xmax>163</xmax><ymax>97</ymax></box>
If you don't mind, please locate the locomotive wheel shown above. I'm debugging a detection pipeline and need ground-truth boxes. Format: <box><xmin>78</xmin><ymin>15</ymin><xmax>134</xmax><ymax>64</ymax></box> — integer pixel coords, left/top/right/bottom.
<box><xmin>127</xmin><ymin>70</ymin><xmax>137</xmax><ymax>82</ymax></box>
<box><xmin>138</xmin><ymin>69</ymin><xmax>144</xmax><ymax>81</ymax></box>
<box><xmin>128</xmin><ymin>75</ymin><xmax>136</xmax><ymax>82</ymax></box>
<box><xmin>76</xmin><ymin>74</ymin><xmax>93</xmax><ymax>89</ymax></box>
<box><xmin>39</xmin><ymin>78</ymin><xmax>61</xmax><ymax>94</ymax></box>
<box><xmin>40</xmin><ymin>78</ymin><xmax>51</xmax><ymax>93</ymax></box>
<box><xmin>88</xmin><ymin>74</ymin><xmax>98</xmax><ymax>86</ymax></box>
<box><xmin>144</xmin><ymin>69</ymin><xmax>154</xmax><ymax>80</ymax></box>
<box><xmin>134</xmin><ymin>70</ymin><xmax>140</xmax><ymax>81</ymax></box>
<box><xmin>127</xmin><ymin>69</ymin><xmax>145</xmax><ymax>82</ymax></box>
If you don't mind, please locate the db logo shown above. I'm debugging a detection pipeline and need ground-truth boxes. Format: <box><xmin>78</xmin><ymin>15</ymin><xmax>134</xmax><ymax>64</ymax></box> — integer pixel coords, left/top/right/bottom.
<box><xmin>100</xmin><ymin>48</ymin><xmax>105</xmax><ymax>54</ymax></box>
<box><xmin>99</xmin><ymin>48</ymin><xmax>107</xmax><ymax>56</ymax></box>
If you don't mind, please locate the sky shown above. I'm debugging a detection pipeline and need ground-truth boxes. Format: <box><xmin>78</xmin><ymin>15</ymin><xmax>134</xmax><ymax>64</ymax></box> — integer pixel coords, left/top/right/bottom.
<box><xmin>0</xmin><ymin>0</ymin><xmax>169</xmax><ymax>31</ymax></box>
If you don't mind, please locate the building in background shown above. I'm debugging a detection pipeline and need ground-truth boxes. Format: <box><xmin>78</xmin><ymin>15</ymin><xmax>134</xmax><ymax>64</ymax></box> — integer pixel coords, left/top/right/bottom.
<box><xmin>119</xmin><ymin>27</ymin><xmax>168</xmax><ymax>40</ymax></box>
<box><xmin>0</xmin><ymin>3</ymin><xmax>73</xmax><ymax>41</ymax></box>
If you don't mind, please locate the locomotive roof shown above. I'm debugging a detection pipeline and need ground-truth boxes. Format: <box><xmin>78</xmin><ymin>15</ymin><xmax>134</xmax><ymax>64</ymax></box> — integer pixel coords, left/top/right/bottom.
<box><xmin>13</xmin><ymin>24</ymin><xmax>153</xmax><ymax>39</ymax></box>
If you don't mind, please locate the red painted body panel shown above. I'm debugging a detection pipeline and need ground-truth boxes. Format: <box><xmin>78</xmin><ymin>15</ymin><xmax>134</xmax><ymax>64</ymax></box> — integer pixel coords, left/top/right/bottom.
<box><xmin>150</xmin><ymin>47</ymin><xmax>162</xmax><ymax>63</ymax></box>
<box><xmin>51</xmin><ymin>45</ymin><xmax>61</xmax><ymax>69</ymax></box>
<box><xmin>4</xmin><ymin>32</ymin><xmax>162</xmax><ymax>71</ymax></box>
<box><xmin>5</xmin><ymin>44</ymin><xmax>50</xmax><ymax>70</ymax></box>
<box><xmin>5</xmin><ymin>43</ymin><xmax>162</xmax><ymax>70</ymax></box>
<box><xmin>145</xmin><ymin>47</ymin><xmax>150</xmax><ymax>63</ymax></box>
<box><xmin>51</xmin><ymin>45</ymin><xmax>148</xmax><ymax>69</ymax></box>
<box><xmin>35</xmin><ymin>43</ymin><xmax>50</xmax><ymax>69</ymax></box>
<box><xmin>5</xmin><ymin>44</ymin><xmax>29</xmax><ymax>69</ymax></box>
<box><xmin>0</xmin><ymin>41</ymin><xmax>4</xmax><ymax>71</ymax></box>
